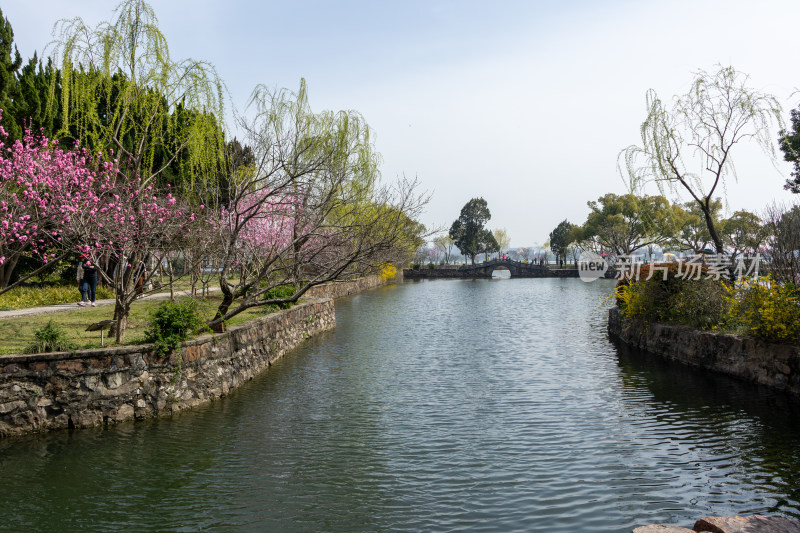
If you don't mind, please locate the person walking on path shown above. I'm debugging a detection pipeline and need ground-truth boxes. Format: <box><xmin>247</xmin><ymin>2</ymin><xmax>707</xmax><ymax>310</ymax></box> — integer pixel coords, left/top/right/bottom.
<box><xmin>77</xmin><ymin>256</ymin><xmax>98</xmax><ymax>307</ymax></box>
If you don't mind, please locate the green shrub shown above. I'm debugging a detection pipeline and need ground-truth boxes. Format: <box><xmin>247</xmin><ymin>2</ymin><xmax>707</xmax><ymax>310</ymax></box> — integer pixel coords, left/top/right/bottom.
<box><xmin>671</xmin><ymin>278</ymin><xmax>731</xmax><ymax>329</ymax></box>
<box><xmin>25</xmin><ymin>320</ymin><xmax>77</xmax><ymax>354</ymax></box>
<box><xmin>617</xmin><ymin>262</ymin><xmax>729</xmax><ymax>330</ymax></box>
<box><xmin>144</xmin><ymin>300</ymin><xmax>205</xmax><ymax>357</ymax></box>
<box><xmin>616</xmin><ymin>263</ymin><xmax>689</xmax><ymax>311</ymax></box>
<box><xmin>262</xmin><ymin>285</ymin><xmax>296</xmax><ymax>309</ymax></box>
<box><xmin>617</xmin><ymin>262</ymin><xmax>800</xmax><ymax>342</ymax></box>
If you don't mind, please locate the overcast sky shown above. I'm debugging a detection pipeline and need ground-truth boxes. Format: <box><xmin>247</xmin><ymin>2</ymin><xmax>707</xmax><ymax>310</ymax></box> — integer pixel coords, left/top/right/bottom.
<box><xmin>4</xmin><ymin>0</ymin><xmax>799</xmax><ymax>246</ymax></box>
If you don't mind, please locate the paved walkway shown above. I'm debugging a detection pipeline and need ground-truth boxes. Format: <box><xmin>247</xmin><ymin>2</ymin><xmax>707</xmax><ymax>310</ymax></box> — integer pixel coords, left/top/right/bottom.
<box><xmin>0</xmin><ymin>287</ymin><xmax>219</xmax><ymax>320</ymax></box>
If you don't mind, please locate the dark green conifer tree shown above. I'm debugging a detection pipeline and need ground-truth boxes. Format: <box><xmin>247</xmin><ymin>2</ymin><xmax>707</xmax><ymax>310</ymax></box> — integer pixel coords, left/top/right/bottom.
<box><xmin>0</xmin><ymin>7</ymin><xmax>23</xmax><ymax>142</ymax></box>
<box><xmin>16</xmin><ymin>55</ymin><xmax>63</xmax><ymax>139</ymax></box>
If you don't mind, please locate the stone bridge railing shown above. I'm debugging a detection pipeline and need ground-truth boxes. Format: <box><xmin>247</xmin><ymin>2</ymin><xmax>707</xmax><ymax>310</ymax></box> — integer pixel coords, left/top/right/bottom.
<box><xmin>405</xmin><ymin>260</ymin><xmax>579</xmax><ymax>279</ymax></box>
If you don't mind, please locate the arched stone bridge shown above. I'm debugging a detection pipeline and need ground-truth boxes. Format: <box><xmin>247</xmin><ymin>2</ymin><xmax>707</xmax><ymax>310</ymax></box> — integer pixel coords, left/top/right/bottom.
<box><xmin>404</xmin><ymin>259</ymin><xmax>579</xmax><ymax>279</ymax></box>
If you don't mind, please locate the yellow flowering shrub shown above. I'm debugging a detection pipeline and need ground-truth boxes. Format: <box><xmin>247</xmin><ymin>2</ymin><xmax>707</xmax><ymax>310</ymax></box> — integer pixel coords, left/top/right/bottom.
<box><xmin>616</xmin><ymin>265</ymin><xmax>799</xmax><ymax>343</ymax></box>
<box><xmin>380</xmin><ymin>263</ymin><xmax>397</xmax><ymax>282</ymax></box>
<box><xmin>727</xmin><ymin>278</ymin><xmax>800</xmax><ymax>343</ymax></box>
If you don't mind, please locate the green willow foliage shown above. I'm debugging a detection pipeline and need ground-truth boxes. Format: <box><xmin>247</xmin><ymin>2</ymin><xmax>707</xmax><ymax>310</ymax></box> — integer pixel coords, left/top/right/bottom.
<box><xmin>49</xmin><ymin>0</ymin><xmax>227</xmax><ymax>196</ymax></box>
<box><xmin>621</xmin><ymin>66</ymin><xmax>783</xmax><ymax>253</ymax></box>
<box><xmin>246</xmin><ymin>77</ymin><xmax>381</xmax><ymax>203</ymax></box>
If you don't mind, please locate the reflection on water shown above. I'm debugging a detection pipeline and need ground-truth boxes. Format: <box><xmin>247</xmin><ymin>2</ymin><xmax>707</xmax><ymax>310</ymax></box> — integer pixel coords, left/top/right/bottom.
<box><xmin>1</xmin><ymin>278</ymin><xmax>800</xmax><ymax>533</ymax></box>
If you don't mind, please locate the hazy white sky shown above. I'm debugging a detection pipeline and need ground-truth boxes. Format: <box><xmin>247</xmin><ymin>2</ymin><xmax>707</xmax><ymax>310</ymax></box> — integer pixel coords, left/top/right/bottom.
<box><xmin>4</xmin><ymin>0</ymin><xmax>799</xmax><ymax>246</ymax></box>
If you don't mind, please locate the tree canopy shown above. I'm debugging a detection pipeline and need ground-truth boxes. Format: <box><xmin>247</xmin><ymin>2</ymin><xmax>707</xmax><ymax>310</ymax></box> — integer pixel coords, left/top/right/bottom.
<box><xmin>0</xmin><ymin>9</ymin><xmax>62</xmax><ymax>145</ymax></box>
<box><xmin>0</xmin><ymin>8</ymin><xmax>23</xmax><ymax>144</ymax></box>
<box><xmin>449</xmin><ymin>197</ymin><xmax>492</xmax><ymax>264</ymax></box>
<box><xmin>433</xmin><ymin>235</ymin><xmax>455</xmax><ymax>264</ymax></box>
<box><xmin>667</xmin><ymin>200</ymin><xmax>721</xmax><ymax>253</ymax></box>
<box><xmin>204</xmin><ymin>79</ymin><xmax>428</xmax><ymax>326</ymax></box>
<box><xmin>548</xmin><ymin>219</ymin><xmax>575</xmax><ymax>262</ymax></box>
<box><xmin>49</xmin><ymin>0</ymin><xmax>227</xmax><ymax>194</ymax></box>
<box><xmin>779</xmin><ymin>105</ymin><xmax>800</xmax><ymax>194</ymax></box>
<box><xmin>493</xmin><ymin>228</ymin><xmax>510</xmax><ymax>256</ymax></box>
<box><xmin>720</xmin><ymin>210</ymin><xmax>765</xmax><ymax>260</ymax></box>
<box><xmin>579</xmin><ymin>193</ymin><xmax>676</xmax><ymax>256</ymax></box>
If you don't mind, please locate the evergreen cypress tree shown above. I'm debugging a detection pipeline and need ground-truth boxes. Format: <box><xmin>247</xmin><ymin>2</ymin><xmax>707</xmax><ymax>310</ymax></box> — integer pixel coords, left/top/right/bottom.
<box><xmin>0</xmin><ymin>7</ymin><xmax>23</xmax><ymax>142</ymax></box>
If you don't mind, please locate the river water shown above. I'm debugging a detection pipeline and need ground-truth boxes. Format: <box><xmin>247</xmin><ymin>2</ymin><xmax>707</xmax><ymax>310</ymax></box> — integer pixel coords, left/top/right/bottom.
<box><xmin>2</xmin><ymin>278</ymin><xmax>800</xmax><ymax>532</ymax></box>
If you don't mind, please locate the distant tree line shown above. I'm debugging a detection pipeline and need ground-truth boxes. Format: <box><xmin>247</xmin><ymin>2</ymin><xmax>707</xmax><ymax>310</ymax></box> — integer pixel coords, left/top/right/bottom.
<box><xmin>546</xmin><ymin>65</ymin><xmax>800</xmax><ymax>283</ymax></box>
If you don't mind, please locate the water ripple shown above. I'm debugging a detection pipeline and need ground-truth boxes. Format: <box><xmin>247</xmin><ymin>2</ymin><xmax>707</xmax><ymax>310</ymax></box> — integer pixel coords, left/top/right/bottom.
<box><xmin>2</xmin><ymin>278</ymin><xmax>800</xmax><ymax>532</ymax></box>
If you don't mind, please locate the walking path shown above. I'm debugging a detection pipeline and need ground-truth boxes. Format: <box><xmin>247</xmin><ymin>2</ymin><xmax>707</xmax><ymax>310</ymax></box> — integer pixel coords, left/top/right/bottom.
<box><xmin>0</xmin><ymin>287</ymin><xmax>219</xmax><ymax>320</ymax></box>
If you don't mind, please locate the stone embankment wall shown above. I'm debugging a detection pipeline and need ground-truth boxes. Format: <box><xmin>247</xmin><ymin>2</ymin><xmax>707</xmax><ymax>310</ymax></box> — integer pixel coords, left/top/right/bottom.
<box><xmin>608</xmin><ymin>307</ymin><xmax>800</xmax><ymax>396</ymax></box>
<box><xmin>304</xmin><ymin>272</ymin><xmax>399</xmax><ymax>299</ymax></box>
<box><xmin>0</xmin><ymin>273</ymin><xmax>402</xmax><ymax>438</ymax></box>
<box><xmin>0</xmin><ymin>299</ymin><xmax>335</xmax><ymax>437</ymax></box>
<box><xmin>403</xmin><ymin>268</ymin><xmax>480</xmax><ymax>279</ymax></box>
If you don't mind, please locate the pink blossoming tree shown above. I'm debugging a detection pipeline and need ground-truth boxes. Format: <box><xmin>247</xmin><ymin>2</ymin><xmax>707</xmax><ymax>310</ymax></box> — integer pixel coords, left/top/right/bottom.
<box><xmin>0</xmin><ymin>113</ymin><xmax>200</xmax><ymax>340</ymax></box>
<box><xmin>65</xmin><ymin>171</ymin><xmax>202</xmax><ymax>342</ymax></box>
<box><xmin>0</xmin><ymin>114</ymin><xmax>105</xmax><ymax>291</ymax></box>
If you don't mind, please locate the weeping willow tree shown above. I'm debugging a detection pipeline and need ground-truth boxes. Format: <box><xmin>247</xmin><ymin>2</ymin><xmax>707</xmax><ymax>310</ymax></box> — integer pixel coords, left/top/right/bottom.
<box><xmin>204</xmin><ymin>79</ymin><xmax>428</xmax><ymax>327</ymax></box>
<box><xmin>48</xmin><ymin>0</ymin><xmax>226</xmax><ymax>193</ymax></box>
<box><xmin>246</xmin><ymin>78</ymin><xmax>379</xmax><ymax>200</ymax></box>
<box><xmin>620</xmin><ymin>65</ymin><xmax>783</xmax><ymax>254</ymax></box>
<box><xmin>247</xmin><ymin>78</ymin><xmax>382</xmax><ymax>281</ymax></box>
<box><xmin>45</xmin><ymin>0</ymin><xmax>227</xmax><ymax>340</ymax></box>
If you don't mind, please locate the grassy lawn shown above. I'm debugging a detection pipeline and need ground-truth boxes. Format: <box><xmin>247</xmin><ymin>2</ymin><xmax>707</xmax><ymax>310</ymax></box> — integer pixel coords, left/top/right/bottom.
<box><xmin>0</xmin><ymin>275</ymin><xmax>240</xmax><ymax>311</ymax></box>
<box><xmin>0</xmin><ymin>294</ymin><xmax>284</xmax><ymax>356</ymax></box>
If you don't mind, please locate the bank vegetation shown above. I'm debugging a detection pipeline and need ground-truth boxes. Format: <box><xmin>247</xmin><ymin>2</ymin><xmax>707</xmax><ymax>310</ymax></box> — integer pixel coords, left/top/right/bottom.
<box><xmin>0</xmin><ymin>1</ymin><xmax>428</xmax><ymax>346</ymax></box>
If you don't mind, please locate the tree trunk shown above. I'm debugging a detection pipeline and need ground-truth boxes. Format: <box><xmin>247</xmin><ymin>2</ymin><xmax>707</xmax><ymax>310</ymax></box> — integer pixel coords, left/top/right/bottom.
<box><xmin>213</xmin><ymin>279</ymin><xmax>235</xmax><ymax>323</ymax></box>
<box><xmin>702</xmin><ymin>205</ymin><xmax>724</xmax><ymax>253</ymax></box>
<box><xmin>111</xmin><ymin>298</ymin><xmax>130</xmax><ymax>343</ymax></box>
<box><xmin>101</xmin><ymin>251</ymin><xmax>112</xmax><ymax>287</ymax></box>
<box><xmin>0</xmin><ymin>255</ymin><xmax>20</xmax><ymax>289</ymax></box>
<box><xmin>167</xmin><ymin>258</ymin><xmax>175</xmax><ymax>302</ymax></box>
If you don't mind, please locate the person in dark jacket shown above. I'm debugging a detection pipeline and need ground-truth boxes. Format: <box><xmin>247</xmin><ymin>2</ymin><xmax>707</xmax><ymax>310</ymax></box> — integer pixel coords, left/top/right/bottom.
<box><xmin>77</xmin><ymin>256</ymin><xmax>98</xmax><ymax>307</ymax></box>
